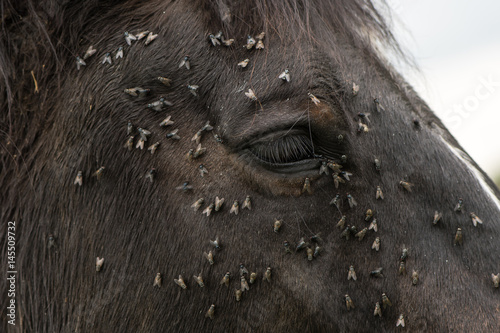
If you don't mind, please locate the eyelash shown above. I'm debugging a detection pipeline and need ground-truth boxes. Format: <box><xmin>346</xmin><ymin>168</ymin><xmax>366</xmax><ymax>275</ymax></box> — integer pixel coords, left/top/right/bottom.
<box><xmin>248</xmin><ymin>135</ymin><xmax>314</xmax><ymax>164</ymax></box>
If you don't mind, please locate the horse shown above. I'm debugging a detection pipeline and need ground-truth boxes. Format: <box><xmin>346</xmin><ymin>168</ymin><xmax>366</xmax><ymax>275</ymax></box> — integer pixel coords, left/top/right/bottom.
<box><xmin>1</xmin><ymin>0</ymin><xmax>499</xmax><ymax>331</ymax></box>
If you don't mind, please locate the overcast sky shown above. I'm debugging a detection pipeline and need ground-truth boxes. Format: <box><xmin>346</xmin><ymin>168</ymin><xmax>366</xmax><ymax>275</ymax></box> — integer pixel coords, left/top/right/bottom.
<box><xmin>382</xmin><ymin>0</ymin><xmax>500</xmax><ymax>182</ymax></box>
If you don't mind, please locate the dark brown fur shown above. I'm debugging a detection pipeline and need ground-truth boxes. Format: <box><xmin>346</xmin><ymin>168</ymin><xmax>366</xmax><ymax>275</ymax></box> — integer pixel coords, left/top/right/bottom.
<box><xmin>1</xmin><ymin>0</ymin><xmax>500</xmax><ymax>332</ymax></box>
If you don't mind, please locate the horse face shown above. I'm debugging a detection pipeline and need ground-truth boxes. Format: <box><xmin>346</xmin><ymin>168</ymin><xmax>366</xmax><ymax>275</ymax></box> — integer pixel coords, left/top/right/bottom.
<box><xmin>2</xmin><ymin>0</ymin><xmax>500</xmax><ymax>332</ymax></box>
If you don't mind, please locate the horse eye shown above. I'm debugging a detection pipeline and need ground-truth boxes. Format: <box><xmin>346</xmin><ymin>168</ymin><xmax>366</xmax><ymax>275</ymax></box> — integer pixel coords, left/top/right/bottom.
<box><xmin>248</xmin><ymin>134</ymin><xmax>314</xmax><ymax>165</ymax></box>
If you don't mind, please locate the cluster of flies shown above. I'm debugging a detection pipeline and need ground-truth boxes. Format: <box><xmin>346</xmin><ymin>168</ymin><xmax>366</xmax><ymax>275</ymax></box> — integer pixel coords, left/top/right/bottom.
<box><xmin>344</xmin><ymin>292</ymin><xmax>405</xmax><ymax>326</ymax></box>
<box><xmin>71</xmin><ymin>26</ymin><xmax>499</xmax><ymax>326</ymax></box>
<box><xmin>273</xmin><ymin>220</ymin><xmax>322</xmax><ymax>261</ymax></box>
<box><xmin>191</xmin><ymin>195</ymin><xmax>251</xmax><ymax>217</ymax></box>
<box><xmin>151</xmin><ymin>234</ymin><xmax>272</xmax><ymax>320</ymax></box>
<box><xmin>432</xmin><ymin>198</ymin><xmax>485</xmax><ymax>246</ymax></box>
<box><xmin>76</xmin><ymin>30</ymin><xmax>158</xmax><ymax>70</ymax></box>
<box><xmin>209</xmin><ymin>30</ymin><xmax>312</xmax><ymax>106</ymax></box>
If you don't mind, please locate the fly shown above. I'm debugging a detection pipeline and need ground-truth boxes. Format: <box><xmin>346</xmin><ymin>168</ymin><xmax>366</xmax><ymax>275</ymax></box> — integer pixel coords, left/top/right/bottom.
<box><xmin>136</xmin><ymin>138</ymin><xmax>145</xmax><ymax>150</ymax></box>
<box><xmin>115</xmin><ymin>46</ymin><xmax>124</xmax><ymax>59</ymax></box>
<box><xmin>215</xmin><ymin>196</ymin><xmax>225</xmax><ymax>211</ymax></box>
<box><xmin>374</xmin><ymin>302</ymin><xmax>382</xmax><ymax>317</ymax></box>
<box><xmin>124</xmin><ymin>136</ymin><xmax>134</xmax><ymax>151</ymax></box>
<box><xmin>336</xmin><ymin>215</ymin><xmax>346</xmax><ymax>229</ymax></box>
<box><xmin>263</xmin><ymin>267</ymin><xmax>271</xmax><ymax>282</ymax></box>
<box><xmin>355</xmin><ymin>228</ymin><xmax>367</xmax><ymax>241</ymax></box>
<box><xmin>454</xmin><ymin>198</ymin><xmax>464</xmax><ymax>212</ymax></box>
<box><xmin>296</xmin><ymin>237</ymin><xmax>309</xmax><ymax>251</ymax></box>
<box><xmin>74</xmin><ymin>171</ymin><xmax>83</xmax><ymax>186</ymax></box>
<box><xmin>239</xmin><ymin>263</ymin><xmax>249</xmax><ymax>276</ymax></box>
<box><xmin>179</xmin><ymin>56</ymin><xmax>191</xmax><ymax>70</ymax></box>
<box><xmin>340</xmin><ymin>171</ymin><xmax>352</xmax><ymax>181</ymax></box>
<box><xmin>411</xmin><ymin>270</ymin><xmax>419</xmax><ymax>285</ymax></box>
<box><xmin>205</xmin><ymin>304</ymin><xmax>215</xmax><ymax>320</ymax></box>
<box><xmin>93</xmin><ymin>167</ymin><xmax>105</xmax><ymax>180</ymax></box>
<box><xmin>454</xmin><ymin>228</ymin><xmax>463</xmax><ymax>246</ymax></box>
<box><xmin>175</xmin><ymin>181</ymin><xmax>193</xmax><ymax>192</ymax></box>
<box><xmin>157</xmin><ymin>77</ymin><xmax>172</xmax><ymax>86</ymax></box>
<box><xmin>96</xmin><ymin>257</ymin><xmax>104</xmax><ymax>272</ymax></box>
<box><xmin>376</xmin><ymin>186</ymin><xmax>384</xmax><ymax>200</ymax></box>
<box><xmin>102</xmin><ymin>52</ymin><xmax>112</xmax><ymax>65</ymax></box>
<box><xmin>174</xmin><ymin>275</ymin><xmax>187</xmax><ymax>289</ymax></box>
<box><xmin>352</xmin><ymin>82</ymin><xmax>359</xmax><ymax>97</ymax></box>
<box><xmin>166</xmin><ymin>129</ymin><xmax>181</xmax><ymax>140</ymax></box>
<box><xmin>76</xmin><ymin>56</ymin><xmax>86</xmax><ymax>70</ymax></box>
<box><xmin>230</xmin><ymin>200</ymin><xmax>239</xmax><ymax>215</ymax></box>
<box><xmin>238</xmin><ymin>59</ymin><xmax>249</xmax><ymax>68</ymax></box>
<box><xmin>203</xmin><ymin>203</ymin><xmax>214</xmax><ymax>216</ymax></box>
<box><xmin>235</xmin><ymin>289</ymin><xmax>242</xmax><ymax>301</ymax></box>
<box><xmin>241</xmin><ymin>275</ymin><xmax>250</xmax><ymax>291</ymax></box>
<box><xmin>210</xmin><ymin>237</ymin><xmax>221</xmax><ymax>250</ymax></box>
<box><xmin>330</xmin><ymin>194</ymin><xmax>341</xmax><ymax>209</ymax></box>
<box><xmin>308</xmin><ymin>92</ymin><xmax>320</xmax><ymax>105</ymax></box>
<box><xmin>369</xmin><ymin>218</ymin><xmax>378</xmax><ymax>232</ymax></box>
<box><xmin>396</xmin><ymin>314</ymin><xmax>405</xmax><ymax>327</ymax></box>
<box><xmin>399</xmin><ymin>181</ymin><xmax>414</xmax><ymax>192</ymax></box>
<box><xmin>124</xmin><ymin>31</ymin><xmax>137</xmax><ymax>45</ymax></box>
<box><xmin>469</xmin><ymin>212</ymin><xmax>483</xmax><ymax>227</ymax></box>
<box><xmin>273</xmin><ymin>219</ymin><xmax>282</xmax><ymax>233</ymax></box>
<box><xmin>365</xmin><ymin>209</ymin><xmax>374</xmax><ymax>221</ymax></box>
<box><xmin>346</xmin><ymin>193</ymin><xmax>357</xmax><ymax>208</ymax></box>
<box><xmin>345</xmin><ymin>294</ymin><xmax>355</xmax><ymax>310</ymax></box>
<box><xmin>374</xmin><ymin>98</ymin><xmax>385</xmax><ymax>112</ymax></box>
<box><xmin>137</xmin><ymin>128</ymin><xmax>151</xmax><ymax>141</ymax></box>
<box><xmin>193</xmin><ymin>144</ymin><xmax>206</xmax><ymax>158</ymax></box>
<box><xmin>145</xmin><ymin>168</ymin><xmax>156</xmax><ymax>183</ymax></box>
<box><xmin>148</xmin><ymin>97</ymin><xmax>173</xmax><ymax>111</ymax></box>
<box><xmin>47</xmin><ymin>234</ymin><xmax>56</xmax><ymax>249</ymax></box>
<box><xmin>203</xmin><ymin>251</ymin><xmax>214</xmax><ymax>265</ymax></box>
<box><xmin>148</xmin><ymin>142</ymin><xmax>160</xmax><ymax>155</ymax></box>
<box><xmin>136</xmin><ymin>30</ymin><xmax>149</xmax><ymax>40</ymax></box>
<box><xmin>245</xmin><ymin>35</ymin><xmax>256</xmax><ymax>49</ymax></box>
<box><xmin>153</xmin><ymin>273</ymin><xmax>162</xmax><ymax>288</ymax></box>
<box><xmin>242</xmin><ymin>195</ymin><xmax>251</xmax><ymax>210</ymax></box>
<box><xmin>370</xmin><ymin>267</ymin><xmax>384</xmax><ymax>278</ymax></box>
<box><xmin>83</xmin><ymin>45</ymin><xmax>97</xmax><ymax>59</ymax></box>
<box><xmin>284</xmin><ymin>241</ymin><xmax>292</xmax><ymax>254</ymax></box>
<box><xmin>144</xmin><ymin>32</ymin><xmax>158</xmax><ymax>45</ymax></box>
<box><xmin>220</xmin><ymin>272</ymin><xmax>230</xmax><ymax>287</ymax></box>
<box><xmin>492</xmin><ymin>273</ymin><xmax>499</xmax><ymax>288</ymax></box>
<box><xmin>399</xmin><ymin>261</ymin><xmax>406</xmax><ymax>275</ymax></box>
<box><xmin>433</xmin><ymin>211</ymin><xmax>442</xmax><ymax>225</ymax></box>
<box><xmin>302</xmin><ymin>178</ymin><xmax>312</xmax><ymax>194</ymax></box>
<box><xmin>381</xmin><ymin>293</ymin><xmax>392</xmax><ymax>309</ymax></box>
<box><xmin>191</xmin><ymin>198</ymin><xmax>204</xmax><ymax>211</ymax></box>
<box><xmin>160</xmin><ymin>116</ymin><xmax>174</xmax><ymax>127</ymax></box>
<box><xmin>187</xmin><ymin>84</ymin><xmax>199</xmax><ymax>96</ymax></box>
<box><xmin>199</xmin><ymin>164</ymin><xmax>208</xmax><ymax>177</ymax></box>
<box><xmin>306</xmin><ymin>247</ymin><xmax>314</xmax><ymax>261</ymax></box>
<box><xmin>348</xmin><ymin>265</ymin><xmax>357</xmax><ymax>281</ymax></box>
<box><xmin>332</xmin><ymin>173</ymin><xmax>345</xmax><ymax>189</ymax></box>
<box><xmin>245</xmin><ymin>89</ymin><xmax>257</xmax><ymax>101</ymax></box>
<box><xmin>208</xmin><ymin>33</ymin><xmax>221</xmax><ymax>46</ymax></box>
<box><xmin>319</xmin><ymin>161</ymin><xmax>329</xmax><ymax>175</ymax></box>
<box><xmin>313</xmin><ymin>244</ymin><xmax>321</xmax><ymax>258</ymax></box>
<box><xmin>278</xmin><ymin>69</ymin><xmax>290</xmax><ymax>82</ymax></box>
<box><xmin>193</xmin><ymin>273</ymin><xmax>204</xmax><ymax>287</ymax></box>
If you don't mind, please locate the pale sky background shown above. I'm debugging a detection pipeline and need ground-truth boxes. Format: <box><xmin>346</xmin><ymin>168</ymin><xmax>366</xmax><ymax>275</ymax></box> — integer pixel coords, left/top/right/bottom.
<box><xmin>381</xmin><ymin>0</ymin><xmax>500</xmax><ymax>184</ymax></box>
